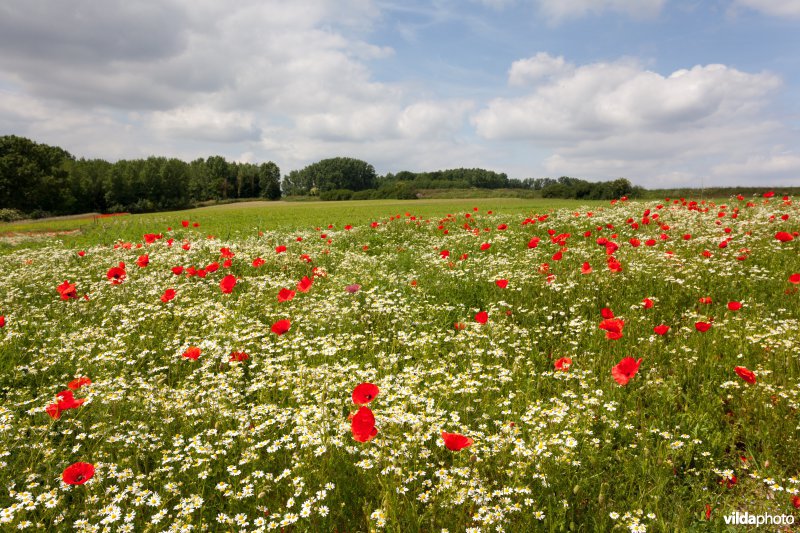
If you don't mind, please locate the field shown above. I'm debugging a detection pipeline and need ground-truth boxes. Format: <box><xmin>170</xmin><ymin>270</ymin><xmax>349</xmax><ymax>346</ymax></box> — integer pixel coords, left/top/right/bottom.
<box><xmin>0</xmin><ymin>196</ymin><xmax>798</xmax><ymax>531</ymax></box>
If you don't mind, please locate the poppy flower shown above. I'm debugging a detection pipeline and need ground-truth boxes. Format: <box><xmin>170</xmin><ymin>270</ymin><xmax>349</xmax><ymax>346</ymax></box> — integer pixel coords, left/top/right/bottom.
<box><xmin>77</xmin><ymin>250</ymin><xmax>86</xmax><ymax>257</ymax></box>
<box><xmin>727</xmin><ymin>301</ymin><xmax>742</xmax><ymax>311</ymax></box>
<box><xmin>642</xmin><ymin>298</ymin><xmax>654</xmax><ymax>309</ymax></box>
<box><xmin>220</xmin><ymin>275</ymin><xmax>237</xmax><ymax>294</ymax></box>
<box><xmin>181</xmin><ymin>220</ymin><xmax>190</xmax><ymax>227</ymax></box>
<box><xmin>474</xmin><ymin>311</ymin><xmax>488</xmax><ymax>324</ymax></box>
<box><xmin>441</xmin><ymin>431</ymin><xmax>473</xmax><ymax>451</ymax></box>
<box><xmin>206</xmin><ymin>262</ymin><xmax>220</xmax><ymax>273</ymax></box>
<box><xmin>775</xmin><ymin>232</ymin><xmax>794</xmax><ymax>242</ymax></box>
<box><xmin>252</xmin><ymin>257</ymin><xmax>265</xmax><ymax>267</ymax></box>
<box><xmin>734</xmin><ymin>366</ymin><xmax>756</xmax><ymax>384</ymax></box>
<box><xmin>653</xmin><ymin>324</ymin><xmax>670</xmax><ymax>336</ymax></box>
<box><xmin>612</xmin><ymin>357</ymin><xmax>642</xmax><ymax>385</ymax></box>
<box><xmin>271</xmin><ymin>319</ymin><xmax>291</xmax><ymax>336</ymax></box>
<box><xmin>46</xmin><ymin>390</ymin><xmax>86</xmax><ymax>418</ymax></box>
<box><xmin>67</xmin><ymin>377</ymin><xmax>91</xmax><ymax>390</ymax></box>
<box><xmin>792</xmin><ymin>495</ymin><xmax>800</xmax><ymax>509</ymax></box>
<box><xmin>229</xmin><ymin>351</ymin><xmax>249</xmax><ymax>362</ymax></box>
<box><xmin>161</xmin><ymin>289</ymin><xmax>176</xmax><ymax>303</ymax></box>
<box><xmin>554</xmin><ymin>357</ymin><xmax>572</xmax><ymax>371</ymax></box>
<box><xmin>171</xmin><ymin>266</ymin><xmax>184</xmax><ymax>275</ymax></box>
<box><xmin>0</xmin><ymin>315</ymin><xmax>4</xmax><ymax>328</ymax></box>
<box><xmin>580</xmin><ymin>262</ymin><xmax>592</xmax><ymax>274</ymax></box>
<box><xmin>440</xmin><ymin>250</ymin><xmax>450</xmax><ymax>259</ymax></box>
<box><xmin>495</xmin><ymin>279</ymin><xmax>508</xmax><ymax>289</ymax></box>
<box><xmin>277</xmin><ymin>288</ymin><xmax>296</xmax><ymax>302</ymax></box>
<box><xmin>698</xmin><ymin>296</ymin><xmax>712</xmax><ymax>304</ymax></box>
<box><xmin>352</xmin><ymin>383</ymin><xmax>379</xmax><ymax>405</ymax></box>
<box><xmin>599</xmin><ymin>318</ymin><xmax>624</xmax><ymax>340</ymax></box>
<box><xmin>297</xmin><ymin>276</ymin><xmax>313</xmax><ymax>293</ymax></box>
<box><xmin>183</xmin><ymin>346</ymin><xmax>201</xmax><ymax>360</ymax></box>
<box><xmin>222</xmin><ymin>259</ymin><xmax>233</xmax><ymax>268</ymax></box>
<box><xmin>351</xmin><ymin>406</ymin><xmax>378</xmax><ymax>442</ymax></box>
<box><xmin>345</xmin><ymin>284</ymin><xmax>361</xmax><ymax>293</ymax></box>
<box><xmin>62</xmin><ymin>462</ymin><xmax>95</xmax><ymax>485</ymax></box>
<box><xmin>527</xmin><ymin>237</ymin><xmax>540</xmax><ymax>249</ymax></box>
<box><xmin>789</xmin><ymin>273</ymin><xmax>800</xmax><ymax>284</ymax></box>
<box><xmin>695</xmin><ymin>321</ymin><xmax>712</xmax><ymax>332</ymax></box>
<box><xmin>57</xmin><ymin>280</ymin><xmax>78</xmax><ymax>300</ymax></box>
<box><xmin>600</xmin><ymin>307</ymin><xmax>615</xmax><ymax>319</ymax></box>
<box><xmin>107</xmin><ymin>263</ymin><xmax>126</xmax><ymax>284</ymax></box>
<box><xmin>275</xmin><ymin>245</ymin><xmax>287</xmax><ymax>254</ymax></box>
<box><xmin>136</xmin><ymin>254</ymin><xmax>149</xmax><ymax>268</ymax></box>
<box><xmin>454</xmin><ymin>322</ymin><xmax>466</xmax><ymax>330</ymax></box>
<box><xmin>220</xmin><ymin>247</ymin><xmax>235</xmax><ymax>258</ymax></box>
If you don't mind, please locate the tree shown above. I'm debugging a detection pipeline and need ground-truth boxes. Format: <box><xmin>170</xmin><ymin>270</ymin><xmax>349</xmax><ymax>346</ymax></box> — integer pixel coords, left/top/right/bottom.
<box><xmin>259</xmin><ymin>162</ymin><xmax>281</xmax><ymax>200</ymax></box>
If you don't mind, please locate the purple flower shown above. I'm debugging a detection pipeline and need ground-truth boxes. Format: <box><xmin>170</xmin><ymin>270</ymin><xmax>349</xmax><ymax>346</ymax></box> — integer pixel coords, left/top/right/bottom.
<box><xmin>345</xmin><ymin>284</ymin><xmax>361</xmax><ymax>293</ymax></box>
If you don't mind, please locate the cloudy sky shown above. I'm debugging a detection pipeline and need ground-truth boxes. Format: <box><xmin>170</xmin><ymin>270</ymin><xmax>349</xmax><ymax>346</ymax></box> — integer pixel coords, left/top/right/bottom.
<box><xmin>1</xmin><ymin>0</ymin><xmax>799</xmax><ymax>187</ymax></box>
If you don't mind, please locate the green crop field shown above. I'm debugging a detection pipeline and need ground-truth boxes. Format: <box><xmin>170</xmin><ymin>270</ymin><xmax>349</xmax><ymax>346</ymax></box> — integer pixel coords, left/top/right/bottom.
<box><xmin>0</xmin><ymin>195</ymin><xmax>798</xmax><ymax>531</ymax></box>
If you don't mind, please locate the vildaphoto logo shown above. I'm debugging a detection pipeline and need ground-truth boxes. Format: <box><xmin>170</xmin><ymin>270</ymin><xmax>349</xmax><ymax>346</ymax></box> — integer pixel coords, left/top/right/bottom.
<box><xmin>723</xmin><ymin>512</ymin><xmax>795</xmax><ymax>526</ymax></box>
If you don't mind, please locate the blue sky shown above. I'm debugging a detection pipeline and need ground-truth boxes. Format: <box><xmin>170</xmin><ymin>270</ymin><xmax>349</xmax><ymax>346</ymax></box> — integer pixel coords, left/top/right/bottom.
<box><xmin>1</xmin><ymin>0</ymin><xmax>799</xmax><ymax>187</ymax></box>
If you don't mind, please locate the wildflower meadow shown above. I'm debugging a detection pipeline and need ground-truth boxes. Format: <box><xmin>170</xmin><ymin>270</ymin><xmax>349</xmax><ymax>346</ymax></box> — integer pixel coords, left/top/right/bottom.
<box><xmin>0</xmin><ymin>195</ymin><xmax>799</xmax><ymax>532</ymax></box>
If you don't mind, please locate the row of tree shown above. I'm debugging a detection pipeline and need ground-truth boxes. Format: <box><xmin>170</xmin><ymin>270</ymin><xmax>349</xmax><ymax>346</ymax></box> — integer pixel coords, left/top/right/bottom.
<box><xmin>0</xmin><ymin>135</ymin><xmax>281</xmax><ymax>216</ymax></box>
<box><xmin>1</xmin><ymin>135</ymin><xmax>642</xmax><ymax>218</ymax></box>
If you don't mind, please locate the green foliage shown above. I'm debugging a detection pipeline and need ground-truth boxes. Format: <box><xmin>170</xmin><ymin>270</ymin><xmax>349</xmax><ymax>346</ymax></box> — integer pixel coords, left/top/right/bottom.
<box><xmin>283</xmin><ymin>157</ymin><xmax>377</xmax><ymax>195</ymax></box>
<box><xmin>0</xmin><ymin>208</ymin><xmax>24</xmax><ymax>222</ymax></box>
<box><xmin>319</xmin><ymin>189</ymin><xmax>355</xmax><ymax>201</ymax></box>
<box><xmin>0</xmin><ymin>136</ymin><xmax>281</xmax><ymax>216</ymax></box>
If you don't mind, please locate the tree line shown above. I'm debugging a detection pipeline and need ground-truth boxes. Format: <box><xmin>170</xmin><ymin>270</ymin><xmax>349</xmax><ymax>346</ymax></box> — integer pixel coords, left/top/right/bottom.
<box><xmin>0</xmin><ymin>135</ymin><xmax>280</xmax><ymax>218</ymax></box>
<box><xmin>1</xmin><ymin>135</ymin><xmax>644</xmax><ymax>219</ymax></box>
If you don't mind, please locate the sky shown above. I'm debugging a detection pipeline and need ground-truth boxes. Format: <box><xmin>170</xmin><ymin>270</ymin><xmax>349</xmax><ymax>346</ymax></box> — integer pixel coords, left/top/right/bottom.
<box><xmin>1</xmin><ymin>0</ymin><xmax>799</xmax><ymax>188</ymax></box>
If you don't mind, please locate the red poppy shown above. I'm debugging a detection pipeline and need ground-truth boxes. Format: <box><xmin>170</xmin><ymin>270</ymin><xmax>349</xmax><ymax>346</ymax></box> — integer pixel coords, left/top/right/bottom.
<box><xmin>352</xmin><ymin>383</ymin><xmax>379</xmax><ymax>405</ymax></box>
<box><xmin>46</xmin><ymin>390</ymin><xmax>86</xmax><ymax>419</ymax></box>
<box><xmin>67</xmin><ymin>377</ymin><xmax>91</xmax><ymax>390</ymax></box>
<box><xmin>183</xmin><ymin>346</ymin><xmax>201</xmax><ymax>360</ymax></box>
<box><xmin>229</xmin><ymin>351</ymin><xmax>249</xmax><ymax>362</ymax></box>
<box><xmin>441</xmin><ymin>431</ymin><xmax>473</xmax><ymax>451</ymax></box>
<box><xmin>181</xmin><ymin>220</ymin><xmax>190</xmax><ymax>227</ymax></box>
<box><xmin>612</xmin><ymin>357</ymin><xmax>642</xmax><ymax>385</ymax></box>
<box><xmin>698</xmin><ymin>296</ymin><xmax>712</xmax><ymax>304</ymax></box>
<box><xmin>642</xmin><ymin>298</ymin><xmax>654</xmax><ymax>309</ymax></box>
<box><xmin>600</xmin><ymin>307</ymin><xmax>615</xmax><ymax>319</ymax></box>
<box><xmin>580</xmin><ymin>262</ymin><xmax>592</xmax><ymax>274</ymax></box>
<box><xmin>789</xmin><ymin>273</ymin><xmax>800</xmax><ymax>284</ymax></box>
<box><xmin>220</xmin><ymin>247</ymin><xmax>235</xmax><ymax>258</ymax></box>
<box><xmin>792</xmin><ymin>495</ymin><xmax>800</xmax><ymax>509</ymax></box>
<box><xmin>222</xmin><ymin>259</ymin><xmax>233</xmax><ymax>268</ymax></box>
<box><xmin>495</xmin><ymin>279</ymin><xmax>508</xmax><ymax>289</ymax></box>
<box><xmin>220</xmin><ymin>275</ymin><xmax>237</xmax><ymax>294</ymax></box>
<box><xmin>107</xmin><ymin>263</ymin><xmax>126</xmax><ymax>284</ymax></box>
<box><xmin>554</xmin><ymin>357</ymin><xmax>572</xmax><ymax>371</ymax></box>
<box><xmin>206</xmin><ymin>262</ymin><xmax>220</xmax><ymax>273</ymax></box>
<box><xmin>77</xmin><ymin>250</ymin><xmax>86</xmax><ymax>257</ymax></box>
<box><xmin>0</xmin><ymin>315</ymin><xmax>4</xmax><ymax>328</ymax></box>
<box><xmin>775</xmin><ymin>232</ymin><xmax>794</xmax><ymax>242</ymax></box>
<box><xmin>695</xmin><ymin>321</ymin><xmax>712</xmax><ymax>332</ymax></box>
<box><xmin>252</xmin><ymin>257</ymin><xmax>265</xmax><ymax>268</ymax></box>
<box><xmin>277</xmin><ymin>288</ymin><xmax>295</xmax><ymax>302</ymax></box>
<box><xmin>57</xmin><ymin>280</ymin><xmax>78</xmax><ymax>300</ymax></box>
<box><xmin>171</xmin><ymin>266</ymin><xmax>184</xmax><ymax>275</ymax></box>
<box><xmin>161</xmin><ymin>288</ymin><xmax>176</xmax><ymax>303</ymax></box>
<box><xmin>62</xmin><ymin>462</ymin><xmax>95</xmax><ymax>485</ymax></box>
<box><xmin>653</xmin><ymin>324</ymin><xmax>670</xmax><ymax>336</ymax></box>
<box><xmin>275</xmin><ymin>245</ymin><xmax>287</xmax><ymax>254</ymax></box>
<box><xmin>351</xmin><ymin>406</ymin><xmax>378</xmax><ymax>442</ymax></box>
<box><xmin>474</xmin><ymin>311</ymin><xmax>488</xmax><ymax>324</ymax></box>
<box><xmin>599</xmin><ymin>318</ymin><xmax>624</xmax><ymax>340</ymax></box>
<box><xmin>734</xmin><ymin>366</ymin><xmax>756</xmax><ymax>384</ymax></box>
<box><xmin>136</xmin><ymin>254</ymin><xmax>149</xmax><ymax>268</ymax></box>
<box><xmin>271</xmin><ymin>319</ymin><xmax>291</xmax><ymax>336</ymax></box>
<box><xmin>727</xmin><ymin>301</ymin><xmax>742</xmax><ymax>311</ymax></box>
<box><xmin>763</xmin><ymin>191</ymin><xmax>775</xmax><ymax>198</ymax></box>
<box><xmin>527</xmin><ymin>237</ymin><xmax>540</xmax><ymax>249</ymax></box>
<box><xmin>297</xmin><ymin>276</ymin><xmax>313</xmax><ymax>293</ymax></box>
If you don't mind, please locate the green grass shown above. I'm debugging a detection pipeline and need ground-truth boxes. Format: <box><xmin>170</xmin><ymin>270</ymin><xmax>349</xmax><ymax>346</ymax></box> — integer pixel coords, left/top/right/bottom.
<box><xmin>0</xmin><ymin>196</ymin><xmax>798</xmax><ymax>531</ymax></box>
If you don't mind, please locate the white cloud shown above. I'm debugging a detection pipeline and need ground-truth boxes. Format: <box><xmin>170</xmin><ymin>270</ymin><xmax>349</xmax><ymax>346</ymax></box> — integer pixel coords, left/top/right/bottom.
<box><xmin>733</xmin><ymin>0</ymin><xmax>800</xmax><ymax>17</ymax></box>
<box><xmin>473</xmin><ymin>55</ymin><xmax>792</xmax><ymax>186</ymax></box>
<box><xmin>535</xmin><ymin>0</ymin><xmax>666</xmax><ymax>22</ymax></box>
<box><xmin>508</xmin><ymin>53</ymin><xmax>571</xmax><ymax>85</ymax></box>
